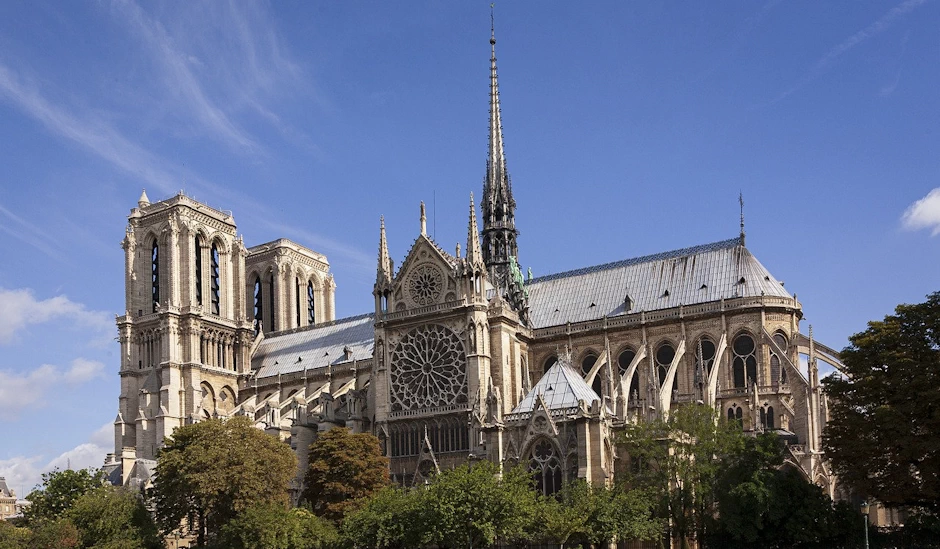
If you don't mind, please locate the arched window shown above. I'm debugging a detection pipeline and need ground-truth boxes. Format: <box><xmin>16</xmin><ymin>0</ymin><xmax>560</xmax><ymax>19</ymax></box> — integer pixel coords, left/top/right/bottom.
<box><xmin>617</xmin><ymin>348</ymin><xmax>636</xmax><ymax>378</ymax></box>
<box><xmin>253</xmin><ymin>276</ymin><xmax>263</xmax><ymax>335</ymax></box>
<box><xmin>543</xmin><ymin>356</ymin><xmax>557</xmax><ymax>378</ymax></box>
<box><xmin>529</xmin><ymin>438</ymin><xmax>562</xmax><ymax>496</ymax></box>
<box><xmin>210</xmin><ymin>244</ymin><xmax>221</xmax><ymax>315</ymax></box>
<box><xmin>581</xmin><ymin>353</ymin><xmax>601</xmax><ymax>397</ymax></box>
<box><xmin>151</xmin><ymin>240</ymin><xmax>160</xmax><ymax>313</ymax></box>
<box><xmin>267</xmin><ymin>273</ymin><xmax>276</xmax><ymax>332</ymax></box>
<box><xmin>194</xmin><ymin>236</ymin><xmax>203</xmax><ymax>306</ymax></box>
<box><xmin>695</xmin><ymin>337</ymin><xmax>716</xmax><ymax>378</ymax></box>
<box><xmin>766</xmin><ymin>406</ymin><xmax>775</xmax><ymax>430</ymax></box>
<box><xmin>732</xmin><ymin>333</ymin><xmax>757</xmax><ymax>388</ymax></box>
<box><xmin>307</xmin><ymin>281</ymin><xmax>315</xmax><ymax>324</ymax></box>
<box><xmin>771</xmin><ymin>332</ymin><xmax>788</xmax><ymax>384</ymax></box>
<box><xmin>295</xmin><ymin>277</ymin><xmax>301</xmax><ymax>328</ymax></box>
<box><xmin>728</xmin><ymin>406</ymin><xmax>743</xmax><ymax>429</ymax></box>
<box><xmin>656</xmin><ymin>343</ymin><xmax>675</xmax><ymax>388</ymax></box>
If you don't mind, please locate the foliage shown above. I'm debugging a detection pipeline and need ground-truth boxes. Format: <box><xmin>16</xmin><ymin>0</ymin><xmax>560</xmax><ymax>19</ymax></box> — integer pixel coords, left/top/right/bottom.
<box><xmin>543</xmin><ymin>480</ymin><xmax>661</xmax><ymax>548</ymax></box>
<box><xmin>823</xmin><ymin>291</ymin><xmax>940</xmax><ymax>513</ymax></box>
<box><xmin>340</xmin><ymin>486</ymin><xmax>426</xmax><ymax>549</ymax></box>
<box><xmin>149</xmin><ymin>416</ymin><xmax>297</xmax><ymax>546</ymax></box>
<box><xmin>67</xmin><ymin>486</ymin><xmax>162</xmax><ymax>549</ymax></box>
<box><xmin>708</xmin><ymin>434</ymin><xmax>863</xmax><ymax>548</ymax></box>
<box><xmin>24</xmin><ymin>468</ymin><xmax>105</xmax><ymax>525</ymax></box>
<box><xmin>302</xmin><ymin>427</ymin><xmax>389</xmax><ymax>523</ymax></box>
<box><xmin>422</xmin><ymin>461</ymin><xmax>538</xmax><ymax>549</ymax></box>
<box><xmin>0</xmin><ymin>520</ymin><xmax>29</xmax><ymax>549</ymax></box>
<box><xmin>215</xmin><ymin>503</ymin><xmax>337</xmax><ymax>549</ymax></box>
<box><xmin>26</xmin><ymin>518</ymin><xmax>80</xmax><ymax>549</ymax></box>
<box><xmin>620</xmin><ymin>404</ymin><xmax>745</xmax><ymax>548</ymax></box>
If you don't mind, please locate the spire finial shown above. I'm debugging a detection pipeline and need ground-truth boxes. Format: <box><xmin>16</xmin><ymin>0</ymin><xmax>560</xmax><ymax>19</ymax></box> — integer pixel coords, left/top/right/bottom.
<box><xmin>138</xmin><ymin>189</ymin><xmax>151</xmax><ymax>208</ymax></box>
<box><xmin>377</xmin><ymin>216</ymin><xmax>391</xmax><ymax>283</ymax></box>
<box><xmin>490</xmin><ymin>3</ymin><xmax>496</xmax><ymax>45</ymax></box>
<box><xmin>739</xmin><ymin>192</ymin><xmax>746</xmax><ymax>246</ymax></box>
<box><xmin>420</xmin><ymin>202</ymin><xmax>427</xmax><ymax>236</ymax></box>
<box><xmin>467</xmin><ymin>192</ymin><xmax>483</xmax><ymax>266</ymax></box>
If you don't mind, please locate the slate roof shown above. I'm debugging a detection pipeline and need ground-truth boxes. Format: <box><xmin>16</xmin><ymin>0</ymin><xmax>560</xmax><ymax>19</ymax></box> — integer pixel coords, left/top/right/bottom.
<box><xmin>510</xmin><ymin>359</ymin><xmax>603</xmax><ymax>415</ymax></box>
<box><xmin>253</xmin><ymin>314</ymin><xmax>375</xmax><ymax>379</ymax></box>
<box><xmin>0</xmin><ymin>477</ymin><xmax>12</xmax><ymax>498</ymax></box>
<box><xmin>526</xmin><ymin>238</ymin><xmax>791</xmax><ymax>329</ymax></box>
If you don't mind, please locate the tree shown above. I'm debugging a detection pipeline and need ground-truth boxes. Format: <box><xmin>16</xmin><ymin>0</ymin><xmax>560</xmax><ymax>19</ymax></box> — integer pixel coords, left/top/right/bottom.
<box><xmin>549</xmin><ymin>480</ymin><xmax>661</xmax><ymax>549</ymax></box>
<box><xmin>708</xmin><ymin>433</ymin><xmax>862</xmax><ymax>548</ymax></box>
<box><xmin>24</xmin><ymin>468</ymin><xmax>105</xmax><ymax>524</ymax></box>
<box><xmin>301</xmin><ymin>427</ymin><xmax>389</xmax><ymax>523</ymax></box>
<box><xmin>149</xmin><ymin>416</ymin><xmax>297</xmax><ymax>547</ymax></box>
<box><xmin>422</xmin><ymin>461</ymin><xmax>538</xmax><ymax>549</ymax></box>
<box><xmin>620</xmin><ymin>404</ymin><xmax>745</xmax><ymax>548</ymax></box>
<box><xmin>215</xmin><ymin>503</ymin><xmax>337</xmax><ymax>549</ymax></box>
<box><xmin>0</xmin><ymin>520</ymin><xmax>29</xmax><ymax>549</ymax></box>
<box><xmin>25</xmin><ymin>519</ymin><xmax>80</xmax><ymax>549</ymax></box>
<box><xmin>823</xmin><ymin>291</ymin><xmax>940</xmax><ymax>513</ymax></box>
<box><xmin>67</xmin><ymin>486</ymin><xmax>162</xmax><ymax>549</ymax></box>
<box><xmin>340</xmin><ymin>486</ymin><xmax>426</xmax><ymax>549</ymax></box>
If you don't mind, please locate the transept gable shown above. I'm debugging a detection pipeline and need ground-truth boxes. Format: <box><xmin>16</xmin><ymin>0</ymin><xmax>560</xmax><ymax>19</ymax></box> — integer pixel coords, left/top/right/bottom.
<box><xmin>391</xmin><ymin>235</ymin><xmax>461</xmax><ymax>311</ymax></box>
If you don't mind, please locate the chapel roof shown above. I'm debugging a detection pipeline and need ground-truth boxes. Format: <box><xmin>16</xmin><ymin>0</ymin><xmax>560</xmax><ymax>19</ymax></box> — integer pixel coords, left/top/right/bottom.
<box><xmin>525</xmin><ymin>238</ymin><xmax>792</xmax><ymax>329</ymax></box>
<box><xmin>0</xmin><ymin>477</ymin><xmax>13</xmax><ymax>498</ymax></box>
<box><xmin>252</xmin><ymin>313</ymin><xmax>375</xmax><ymax>379</ymax></box>
<box><xmin>510</xmin><ymin>358</ymin><xmax>603</xmax><ymax>415</ymax></box>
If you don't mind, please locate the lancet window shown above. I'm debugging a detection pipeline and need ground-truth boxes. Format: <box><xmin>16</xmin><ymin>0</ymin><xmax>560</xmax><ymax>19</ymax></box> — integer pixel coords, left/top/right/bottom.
<box><xmin>151</xmin><ymin>240</ymin><xmax>159</xmax><ymax>313</ymax></box>
<box><xmin>655</xmin><ymin>342</ymin><xmax>675</xmax><ymax>388</ymax></box>
<box><xmin>528</xmin><ymin>438</ymin><xmax>562</xmax><ymax>496</ymax></box>
<box><xmin>253</xmin><ymin>276</ymin><xmax>263</xmax><ymax>335</ymax></box>
<box><xmin>759</xmin><ymin>405</ymin><xmax>776</xmax><ymax>430</ymax></box>
<box><xmin>388</xmin><ymin>417</ymin><xmax>469</xmax><ymax>457</ymax></box>
<box><xmin>194</xmin><ymin>236</ymin><xmax>203</xmax><ymax>306</ymax></box>
<box><xmin>581</xmin><ymin>353</ymin><xmax>601</xmax><ymax>397</ymax></box>
<box><xmin>295</xmin><ymin>277</ymin><xmax>301</xmax><ymax>327</ymax></box>
<box><xmin>210</xmin><ymin>244</ymin><xmax>220</xmax><ymax>315</ymax></box>
<box><xmin>307</xmin><ymin>281</ymin><xmax>315</xmax><ymax>324</ymax></box>
<box><xmin>732</xmin><ymin>333</ymin><xmax>757</xmax><ymax>388</ymax></box>
<box><xmin>771</xmin><ymin>332</ymin><xmax>788</xmax><ymax>384</ymax></box>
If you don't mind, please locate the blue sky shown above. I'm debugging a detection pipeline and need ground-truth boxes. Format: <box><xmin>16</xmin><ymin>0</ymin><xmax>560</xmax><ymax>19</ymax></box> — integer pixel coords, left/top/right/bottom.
<box><xmin>1</xmin><ymin>1</ymin><xmax>939</xmax><ymax>495</ymax></box>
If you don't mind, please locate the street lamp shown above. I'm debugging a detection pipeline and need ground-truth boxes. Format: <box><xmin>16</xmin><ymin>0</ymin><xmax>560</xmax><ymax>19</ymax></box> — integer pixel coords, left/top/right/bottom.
<box><xmin>860</xmin><ymin>501</ymin><xmax>870</xmax><ymax>549</ymax></box>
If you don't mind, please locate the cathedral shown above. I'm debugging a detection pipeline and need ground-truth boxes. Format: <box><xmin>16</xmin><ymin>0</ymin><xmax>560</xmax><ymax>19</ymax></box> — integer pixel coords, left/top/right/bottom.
<box><xmin>107</xmin><ymin>24</ymin><xmax>845</xmax><ymax>502</ymax></box>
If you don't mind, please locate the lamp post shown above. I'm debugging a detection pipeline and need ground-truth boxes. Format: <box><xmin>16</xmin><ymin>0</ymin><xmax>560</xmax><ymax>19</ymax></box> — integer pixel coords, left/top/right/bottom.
<box><xmin>860</xmin><ymin>501</ymin><xmax>870</xmax><ymax>549</ymax></box>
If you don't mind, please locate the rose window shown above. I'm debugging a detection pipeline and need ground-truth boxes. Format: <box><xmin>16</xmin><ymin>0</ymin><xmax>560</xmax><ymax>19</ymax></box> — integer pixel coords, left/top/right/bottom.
<box><xmin>407</xmin><ymin>264</ymin><xmax>444</xmax><ymax>306</ymax></box>
<box><xmin>390</xmin><ymin>324</ymin><xmax>467</xmax><ymax>412</ymax></box>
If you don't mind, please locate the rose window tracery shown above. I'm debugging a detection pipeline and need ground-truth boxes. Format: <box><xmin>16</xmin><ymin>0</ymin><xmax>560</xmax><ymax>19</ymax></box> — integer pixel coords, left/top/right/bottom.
<box><xmin>390</xmin><ymin>324</ymin><xmax>467</xmax><ymax>412</ymax></box>
<box><xmin>407</xmin><ymin>264</ymin><xmax>444</xmax><ymax>306</ymax></box>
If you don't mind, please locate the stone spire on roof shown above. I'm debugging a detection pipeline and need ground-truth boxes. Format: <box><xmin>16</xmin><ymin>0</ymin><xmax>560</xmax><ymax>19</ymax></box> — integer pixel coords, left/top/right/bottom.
<box><xmin>481</xmin><ymin>7</ymin><xmax>520</xmax><ymax>295</ymax></box>
<box><xmin>138</xmin><ymin>189</ymin><xmax>151</xmax><ymax>208</ymax></box>
<box><xmin>376</xmin><ymin>216</ymin><xmax>392</xmax><ymax>285</ymax></box>
<box><xmin>739</xmin><ymin>192</ymin><xmax>746</xmax><ymax>247</ymax></box>
<box><xmin>466</xmin><ymin>193</ymin><xmax>483</xmax><ymax>267</ymax></box>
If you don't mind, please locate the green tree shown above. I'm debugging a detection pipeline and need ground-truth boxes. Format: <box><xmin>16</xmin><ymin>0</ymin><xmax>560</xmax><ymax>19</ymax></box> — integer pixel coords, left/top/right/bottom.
<box><xmin>422</xmin><ymin>461</ymin><xmax>538</xmax><ymax>549</ymax></box>
<box><xmin>620</xmin><ymin>404</ymin><xmax>745</xmax><ymax>548</ymax></box>
<box><xmin>215</xmin><ymin>503</ymin><xmax>337</xmax><ymax>549</ymax></box>
<box><xmin>25</xmin><ymin>468</ymin><xmax>105</xmax><ymax>524</ymax></box>
<box><xmin>823</xmin><ymin>291</ymin><xmax>940</xmax><ymax>514</ymax></box>
<box><xmin>301</xmin><ymin>427</ymin><xmax>389</xmax><ymax>523</ymax></box>
<box><xmin>707</xmin><ymin>433</ymin><xmax>863</xmax><ymax>548</ymax></box>
<box><xmin>67</xmin><ymin>486</ymin><xmax>162</xmax><ymax>549</ymax></box>
<box><xmin>149</xmin><ymin>416</ymin><xmax>297</xmax><ymax>547</ymax></box>
<box><xmin>551</xmin><ymin>480</ymin><xmax>661</xmax><ymax>549</ymax></box>
<box><xmin>26</xmin><ymin>519</ymin><xmax>80</xmax><ymax>549</ymax></box>
<box><xmin>0</xmin><ymin>520</ymin><xmax>29</xmax><ymax>549</ymax></box>
<box><xmin>340</xmin><ymin>486</ymin><xmax>426</xmax><ymax>549</ymax></box>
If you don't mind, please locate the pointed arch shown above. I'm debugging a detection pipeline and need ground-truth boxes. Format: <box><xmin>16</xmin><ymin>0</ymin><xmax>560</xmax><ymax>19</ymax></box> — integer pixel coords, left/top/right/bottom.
<box><xmin>526</xmin><ymin>437</ymin><xmax>563</xmax><ymax>496</ymax></box>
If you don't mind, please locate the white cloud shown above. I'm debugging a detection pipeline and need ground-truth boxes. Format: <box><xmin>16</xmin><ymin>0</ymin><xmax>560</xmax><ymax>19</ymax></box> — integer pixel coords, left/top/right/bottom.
<box><xmin>0</xmin><ymin>359</ymin><xmax>106</xmax><ymax>420</ymax></box>
<box><xmin>901</xmin><ymin>188</ymin><xmax>940</xmax><ymax>235</ymax></box>
<box><xmin>0</xmin><ymin>287</ymin><xmax>112</xmax><ymax>345</ymax></box>
<box><xmin>0</xmin><ymin>423</ymin><xmax>112</xmax><ymax>497</ymax></box>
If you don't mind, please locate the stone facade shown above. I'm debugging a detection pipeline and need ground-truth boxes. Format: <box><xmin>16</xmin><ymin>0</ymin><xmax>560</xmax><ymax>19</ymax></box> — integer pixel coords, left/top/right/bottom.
<box><xmin>107</xmin><ymin>27</ymin><xmax>843</xmax><ymax>504</ymax></box>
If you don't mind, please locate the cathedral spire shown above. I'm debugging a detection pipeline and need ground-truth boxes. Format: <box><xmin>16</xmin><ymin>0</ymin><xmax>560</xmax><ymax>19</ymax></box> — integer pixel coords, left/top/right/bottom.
<box><xmin>739</xmin><ymin>192</ymin><xmax>746</xmax><ymax>247</ymax></box>
<box><xmin>467</xmin><ymin>193</ymin><xmax>483</xmax><ymax>266</ymax></box>
<box><xmin>481</xmin><ymin>8</ymin><xmax>519</xmax><ymax>295</ymax></box>
<box><xmin>377</xmin><ymin>216</ymin><xmax>392</xmax><ymax>284</ymax></box>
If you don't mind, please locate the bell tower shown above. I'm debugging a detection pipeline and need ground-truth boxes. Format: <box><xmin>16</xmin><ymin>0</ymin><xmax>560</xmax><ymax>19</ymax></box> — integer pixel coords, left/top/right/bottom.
<box><xmin>114</xmin><ymin>191</ymin><xmax>252</xmax><ymax>483</ymax></box>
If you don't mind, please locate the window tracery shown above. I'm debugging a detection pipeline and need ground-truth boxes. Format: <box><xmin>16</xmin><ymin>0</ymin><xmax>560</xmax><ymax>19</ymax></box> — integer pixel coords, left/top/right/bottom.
<box><xmin>210</xmin><ymin>244</ymin><xmax>220</xmax><ymax>315</ymax></box>
<box><xmin>656</xmin><ymin>342</ymin><xmax>675</xmax><ymax>388</ymax></box>
<box><xmin>390</xmin><ymin>324</ymin><xmax>467</xmax><ymax>412</ymax></box>
<box><xmin>528</xmin><ymin>438</ymin><xmax>562</xmax><ymax>496</ymax></box>
<box><xmin>732</xmin><ymin>333</ymin><xmax>757</xmax><ymax>388</ymax></box>
<box><xmin>406</xmin><ymin>264</ymin><xmax>444</xmax><ymax>306</ymax></box>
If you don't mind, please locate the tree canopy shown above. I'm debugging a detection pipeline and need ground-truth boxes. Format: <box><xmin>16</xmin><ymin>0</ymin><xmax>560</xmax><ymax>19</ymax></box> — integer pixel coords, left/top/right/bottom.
<box><xmin>823</xmin><ymin>291</ymin><xmax>940</xmax><ymax>513</ymax></box>
<box><xmin>301</xmin><ymin>427</ymin><xmax>389</xmax><ymax>522</ymax></box>
<box><xmin>25</xmin><ymin>468</ymin><xmax>104</xmax><ymax>525</ymax></box>
<box><xmin>149</xmin><ymin>416</ymin><xmax>297</xmax><ymax>546</ymax></box>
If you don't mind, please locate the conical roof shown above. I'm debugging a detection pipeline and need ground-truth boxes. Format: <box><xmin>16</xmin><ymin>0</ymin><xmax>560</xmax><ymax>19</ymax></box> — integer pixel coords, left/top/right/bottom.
<box><xmin>510</xmin><ymin>357</ymin><xmax>602</xmax><ymax>415</ymax></box>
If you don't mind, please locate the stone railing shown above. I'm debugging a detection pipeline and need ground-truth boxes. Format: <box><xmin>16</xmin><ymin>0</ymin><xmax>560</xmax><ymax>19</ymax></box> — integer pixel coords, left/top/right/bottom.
<box><xmin>381</xmin><ymin>299</ymin><xmax>468</xmax><ymax>321</ymax></box>
<box><xmin>389</xmin><ymin>403</ymin><xmax>471</xmax><ymax>419</ymax></box>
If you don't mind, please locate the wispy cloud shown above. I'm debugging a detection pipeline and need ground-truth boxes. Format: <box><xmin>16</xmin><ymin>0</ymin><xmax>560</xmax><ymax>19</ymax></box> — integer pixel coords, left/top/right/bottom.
<box><xmin>770</xmin><ymin>0</ymin><xmax>927</xmax><ymax>104</ymax></box>
<box><xmin>110</xmin><ymin>0</ymin><xmax>259</xmax><ymax>154</ymax></box>
<box><xmin>0</xmin><ymin>422</ymin><xmax>112</xmax><ymax>496</ymax></box>
<box><xmin>0</xmin><ymin>62</ymin><xmax>180</xmax><ymax>195</ymax></box>
<box><xmin>901</xmin><ymin>188</ymin><xmax>940</xmax><ymax>235</ymax></box>
<box><xmin>0</xmin><ymin>359</ymin><xmax>105</xmax><ymax>420</ymax></box>
<box><xmin>0</xmin><ymin>202</ymin><xmax>63</xmax><ymax>259</ymax></box>
<box><xmin>0</xmin><ymin>287</ymin><xmax>112</xmax><ymax>344</ymax></box>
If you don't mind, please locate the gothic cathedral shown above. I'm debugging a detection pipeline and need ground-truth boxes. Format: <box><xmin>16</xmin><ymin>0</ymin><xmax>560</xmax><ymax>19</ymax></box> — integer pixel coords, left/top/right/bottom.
<box><xmin>107</xmin><ymin>25</ymin><xmax>844</xmax><ymax>502</ymax></box>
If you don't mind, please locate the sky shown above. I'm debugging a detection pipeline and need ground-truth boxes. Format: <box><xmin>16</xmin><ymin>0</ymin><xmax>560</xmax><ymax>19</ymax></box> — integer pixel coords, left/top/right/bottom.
<box><xmin>1</xmin><ymin>0</ymin><xmax>939</xmax><ymax>496</ymax></box>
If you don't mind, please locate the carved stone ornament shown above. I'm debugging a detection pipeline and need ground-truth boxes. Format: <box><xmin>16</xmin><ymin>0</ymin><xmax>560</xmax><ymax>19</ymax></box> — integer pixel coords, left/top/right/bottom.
<box><xmin>390</xmin><ymin>324</ymin><xmax>467</xmax><ymax>412</ymax></box>
<box><xmin>406</xmin><ymin>263</ymin><xmax>444</xmax><ymax>306</ymax></box>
